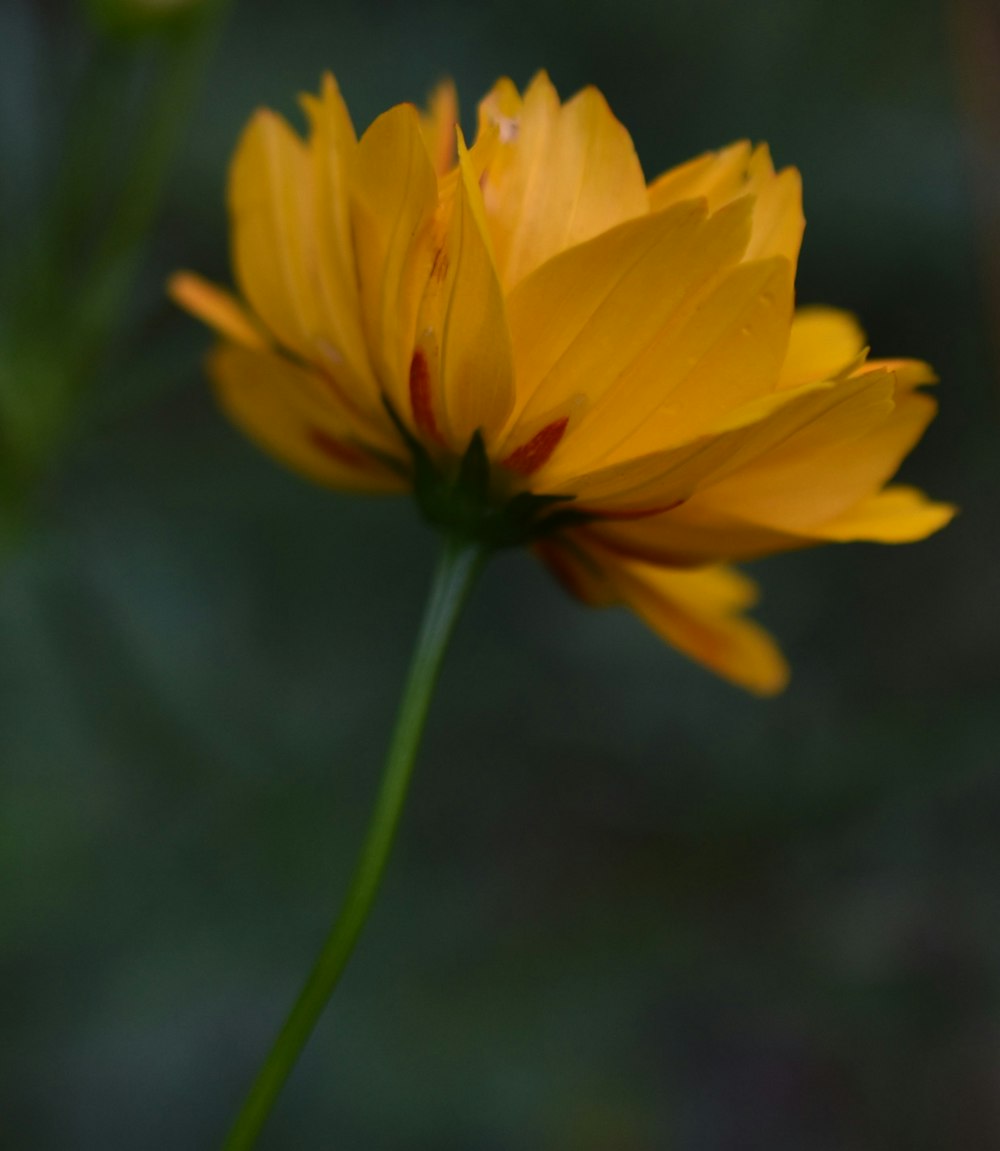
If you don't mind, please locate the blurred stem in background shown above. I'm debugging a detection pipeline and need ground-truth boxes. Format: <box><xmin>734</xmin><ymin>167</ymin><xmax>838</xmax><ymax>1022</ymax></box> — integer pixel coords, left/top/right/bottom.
<box><xmin>0</xmin><ymin>0</ymin><xmax>232</xmax><ymax>558</ymax></box>
<box><xmin>223</xmin><ymin>535</ymin><xmax>488</xmax><ymax>1151</ymax></box>
<box><xmin>950</xmin><ymin>0</ymin><xmax>1000</xmax><ymax>408</ymax></box>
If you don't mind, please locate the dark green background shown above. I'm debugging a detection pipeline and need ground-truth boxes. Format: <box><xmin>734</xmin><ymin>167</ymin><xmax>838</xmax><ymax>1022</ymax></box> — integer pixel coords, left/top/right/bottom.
<box><xmin>2</xmin><ymin>0</ymin><xmax>998</xmax><ymax>1147</ymax></box>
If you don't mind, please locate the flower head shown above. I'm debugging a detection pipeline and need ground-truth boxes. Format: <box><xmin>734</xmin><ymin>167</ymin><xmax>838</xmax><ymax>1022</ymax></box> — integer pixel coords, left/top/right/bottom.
<box><xmin>170</xmin><ymin>72</ymin><xmax>954</xmax><ymax>694</ymax></box>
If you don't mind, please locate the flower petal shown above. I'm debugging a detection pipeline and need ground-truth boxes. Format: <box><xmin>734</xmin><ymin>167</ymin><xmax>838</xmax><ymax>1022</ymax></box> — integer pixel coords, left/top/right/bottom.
<box><xmin>859</xmin><ymin>358</ymin><xmax>938</xmax><ymax>389</ymax></box>
<box><xmin>228</xmin><ymin>109</ymin><xmax>324</xmax><ymax>358</ymax></box>
<box><xmin>168</xmin><ymin>271</ymin><xmax>268</xmax><ymax>350</ymax></box>
<box><xmin>650</xmin><ymin>141</ymin><xmax>803</xmax><ymax>265</ymax></box>
<box><xmin>575</xmin><ymin>364</ymin><xmax>949</xmax><ymax>564</ymax></box>
<box><xmin>559</xmin><ymin>255</ymin><xmax>794</xmax><ymax>472</ymax></box>
<box><xmin>741</xmin><ymin>146</ymin><xmax>804</xmax><ymax>265</ymax></box>
<box><xmin>411</xmin><ymin>132</ymin><xmax>515</xmax><ymax>451</ymax></box>
<box><xmin>779</xmin><ymin>306</ymin><xmax>867</xmax><ymax>390</ymax></box>
<box><xmin>476</xmin><ymin>72</ymin><xmax>648</xmax><ymax>289</ymax></box>
<box><xmin>420</xmin><ymin>78</ymin><xmax>459</xmax><ymax>176</ymax></box>
<box><xmin>648</xmin><ymin>142</ymin><xmax>755</xmax><ymax>212</ymax></box>
<box><xmin>817</xmin><ymin>485</ymin><xmax>957</xmax><ymax>542</ymax></box>
<box><xmin>351</xmin><ymin>104</ymin><xmax>439</xmax><ymax>418</ymax></box>
<box><xmin>694</xmin><ymin>384</ymin><xmax>940</xmax><ymax>531</ymax></box>
<box><xmin>560</xmin><ymin>371</ymin><xmax>895</xmax><ymax>513</ymax></box>
<box><xmin>209</xmin><ymin>344</ymin><xmax>406</xmax><ymax>492</ymax></box>
<box><xmin>587</xmin><ymin>503</ymin><xmax>805</xmax><ymax>566</ymax></box>
<box><xmin>501</xmin><ymin>196</ymin><xmax>756</xmax><ymax>468</ymax></box>
<box><xmin>584</xmin><ymin>478</ymin><xmax>955</xmax><ymax>567</ymax></box>
<box><xmin>299</xmin><ymin>74</ymin><xmax>383</xmax><ymax>411</ymax></box>
<box><xmin>539</xmin><ymin>537</ymin><xmax>789</xmax><ymax>695</ymax></box>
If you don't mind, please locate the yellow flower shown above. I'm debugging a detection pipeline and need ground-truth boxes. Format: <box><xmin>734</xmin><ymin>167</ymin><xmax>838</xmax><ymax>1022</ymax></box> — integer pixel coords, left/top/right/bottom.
<box><xmin>170</xmin><ymin>72</ymin><xmax>954</xmax><ymax>695</ymax></box>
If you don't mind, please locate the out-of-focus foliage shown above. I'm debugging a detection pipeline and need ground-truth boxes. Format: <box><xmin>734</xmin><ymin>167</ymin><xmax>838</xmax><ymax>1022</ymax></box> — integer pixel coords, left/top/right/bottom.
<box><xmin>1</xmin><ymin>0</ymin><xmax>997</xmax><ymax>1148</ymax></box>
<box><xmin>85</xmin><ymin>0</ymin><xmax>211</xmax><ymax>39</ymax></box>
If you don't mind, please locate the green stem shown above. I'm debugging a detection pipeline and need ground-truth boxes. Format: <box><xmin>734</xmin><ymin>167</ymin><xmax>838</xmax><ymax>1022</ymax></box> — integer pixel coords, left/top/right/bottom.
<box><xmin>222</xmin><ymin>534</ymin><xmax>489</xmax><ymax>1151</ymax></box>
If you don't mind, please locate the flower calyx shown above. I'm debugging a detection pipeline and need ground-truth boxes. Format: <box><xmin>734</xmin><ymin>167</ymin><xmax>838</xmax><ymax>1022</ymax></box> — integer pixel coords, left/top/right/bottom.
<box><xmin>384</xmin><ymin>402</ymin><xmax>588</xmax><ymax>550</ymax></box>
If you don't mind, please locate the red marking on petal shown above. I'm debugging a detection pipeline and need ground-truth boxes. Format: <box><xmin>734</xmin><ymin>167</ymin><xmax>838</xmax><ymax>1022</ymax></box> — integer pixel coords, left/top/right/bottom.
<box><xmin>430</xmin><ymin>248</ymin><xmax>450</xmax><ymax>284</ymax></box>
<box><xmin>500</xmin><ymin>418</ymin><xmax>569</xmax><ymax>475</ymax></box>
<box><xmin>307</xmin><ymin>428</ymin><xmax>370</xmax><ymax>469</ymax></box>
<box><xmin>586</xmin><ymin>499</ymin><xmax>686</xmax><ymax>521</ymax></box>
<box><xmin>409</xmin><ymin>350</ymin><xmax>445</xmax><ymax>445</ymax></box>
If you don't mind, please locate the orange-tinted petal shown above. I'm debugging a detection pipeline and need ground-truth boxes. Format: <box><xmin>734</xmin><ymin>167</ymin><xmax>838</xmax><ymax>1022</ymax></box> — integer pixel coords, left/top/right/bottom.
<box><xmin>168</xmin><ymin>271</ymin><xmax>268</xmax><ymax>350</ymax></box>
<box><xmin>420</xmin><ymin>79</ymin><xmax>459</xmax><ymax>177</ymax></box>
<box><xmin>539</xmin><ymin>536</ymin><xmax>789</xmax><ymax>695</ymax></box>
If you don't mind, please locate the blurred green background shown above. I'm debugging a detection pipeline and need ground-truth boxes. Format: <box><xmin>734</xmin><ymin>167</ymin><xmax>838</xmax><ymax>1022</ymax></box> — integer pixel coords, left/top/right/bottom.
<box><xmin>2</xmin><ymin>0</ymin><xmax>999</xmax><ymax>1147</ymax></box>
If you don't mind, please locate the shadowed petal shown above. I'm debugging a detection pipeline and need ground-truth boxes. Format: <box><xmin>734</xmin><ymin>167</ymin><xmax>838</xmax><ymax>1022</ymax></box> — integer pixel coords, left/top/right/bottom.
<box><xmin>209</xmin><ymin>344</ymin><xmax>406</xmax><ymax>493</ymax></box>
<box><xmin>540</xmin><ymin>537</ymin><xmax>789</xmax><ymax>694</ymax></box>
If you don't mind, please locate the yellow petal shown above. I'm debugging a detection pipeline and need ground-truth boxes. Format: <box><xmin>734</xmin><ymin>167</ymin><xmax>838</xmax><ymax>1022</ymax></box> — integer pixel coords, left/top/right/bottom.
<box><xmin>817</xmin><ymin>485</ymin><xmax>957</xmax><ymax>542</ymax></box>
<box><xmin>779</xmin><ymin>306</ymin><xmax>866</xmax><ymax>390</ymax></box>
<box><xmin>228</xmin><ymin>110</ymin><xmax>324</xmax><ymax>359</ymax></box>
<box><xmin>476</xmin><ymin>72</ymin><xmax>648</xmax><ymax>289</ymax></box>
<box><xmin>648</xmin><ymin>141</ymin><xmax>754</xmax><ymax>212</ymax></box>
<box><xmin>564</xmin><ymin>255</ymin><xmax>794</xmax><ymax>471</ymax></box>
<box><xmin>209</xmin><ymin>343</ymin><xmax>405</xmax><ymax>493</ymax></box>
<box><xmin>168</xmin><ymin>271</ymin><xmax>268</xmax><ymax>350</ymax></box>
<box><xmin>742</xmin><ymin>153</ymin><xmax>803</xmax><ymax>265</ymax></box>
<box><xmin>859</xmin><ymin>357</ymin><xmax>938</xmax><ymax>389</ymax></box>
<box><xmin>578</xmin><ymin>377</ymin><xmax>951</xmax><ymax>562</ymax></box>
<box><xmin>650</xmin><ymin>141</ymin><xmax>803</xmax><ymax>265</ymax></box>
<box><xmin>539</xmin><ymin>537</ymin><xmax>789</xmax><ymax>695</ymax></box>
<box><xmin>559</xmin><ymin>371</ymin><xmax>894</xmax><ymax>514</ymax></box>
<box><xmin>501</xmin><ymin>196</ymin><xmax>755</xmax><ymax>467</ymax></box>
<box><xmin>299</xmin><ymin>74</ymin><xmax>383</xmax><ymax>412</ymax></box>
<box><xmin>351</xmin><ymin>104</ymin><xmax>439</xmax><ymax>418</ymax></box>
<box><xmin>695</xmin><ymin>383</ymin><xmax>939</xmax><ymax>531</ymax></box>
<box><xmin>583</xmin><ymin>473</ymin><xmax>954</xmax><ymax>566</ymax></box>
<box><xmin>411</xmin><ymin>131</ymin><xmax>515</xmax><ymax>451</ymax></box>
<box><xmin>420</xmin><ymin>78</ymin><xmax>459</xmax><ymax>176</ymax></box>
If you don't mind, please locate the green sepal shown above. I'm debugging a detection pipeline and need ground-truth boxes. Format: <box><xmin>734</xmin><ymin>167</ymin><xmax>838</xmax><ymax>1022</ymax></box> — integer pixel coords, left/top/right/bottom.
<box><xmin>456</xmin><ymin>431</ymin><xmax>490</xmax><ymax>504</ymax></box>
<box><xmin>383</xmin><ymin>401</ymin><xmax>588</xmax><ymax>551</ymax></box>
